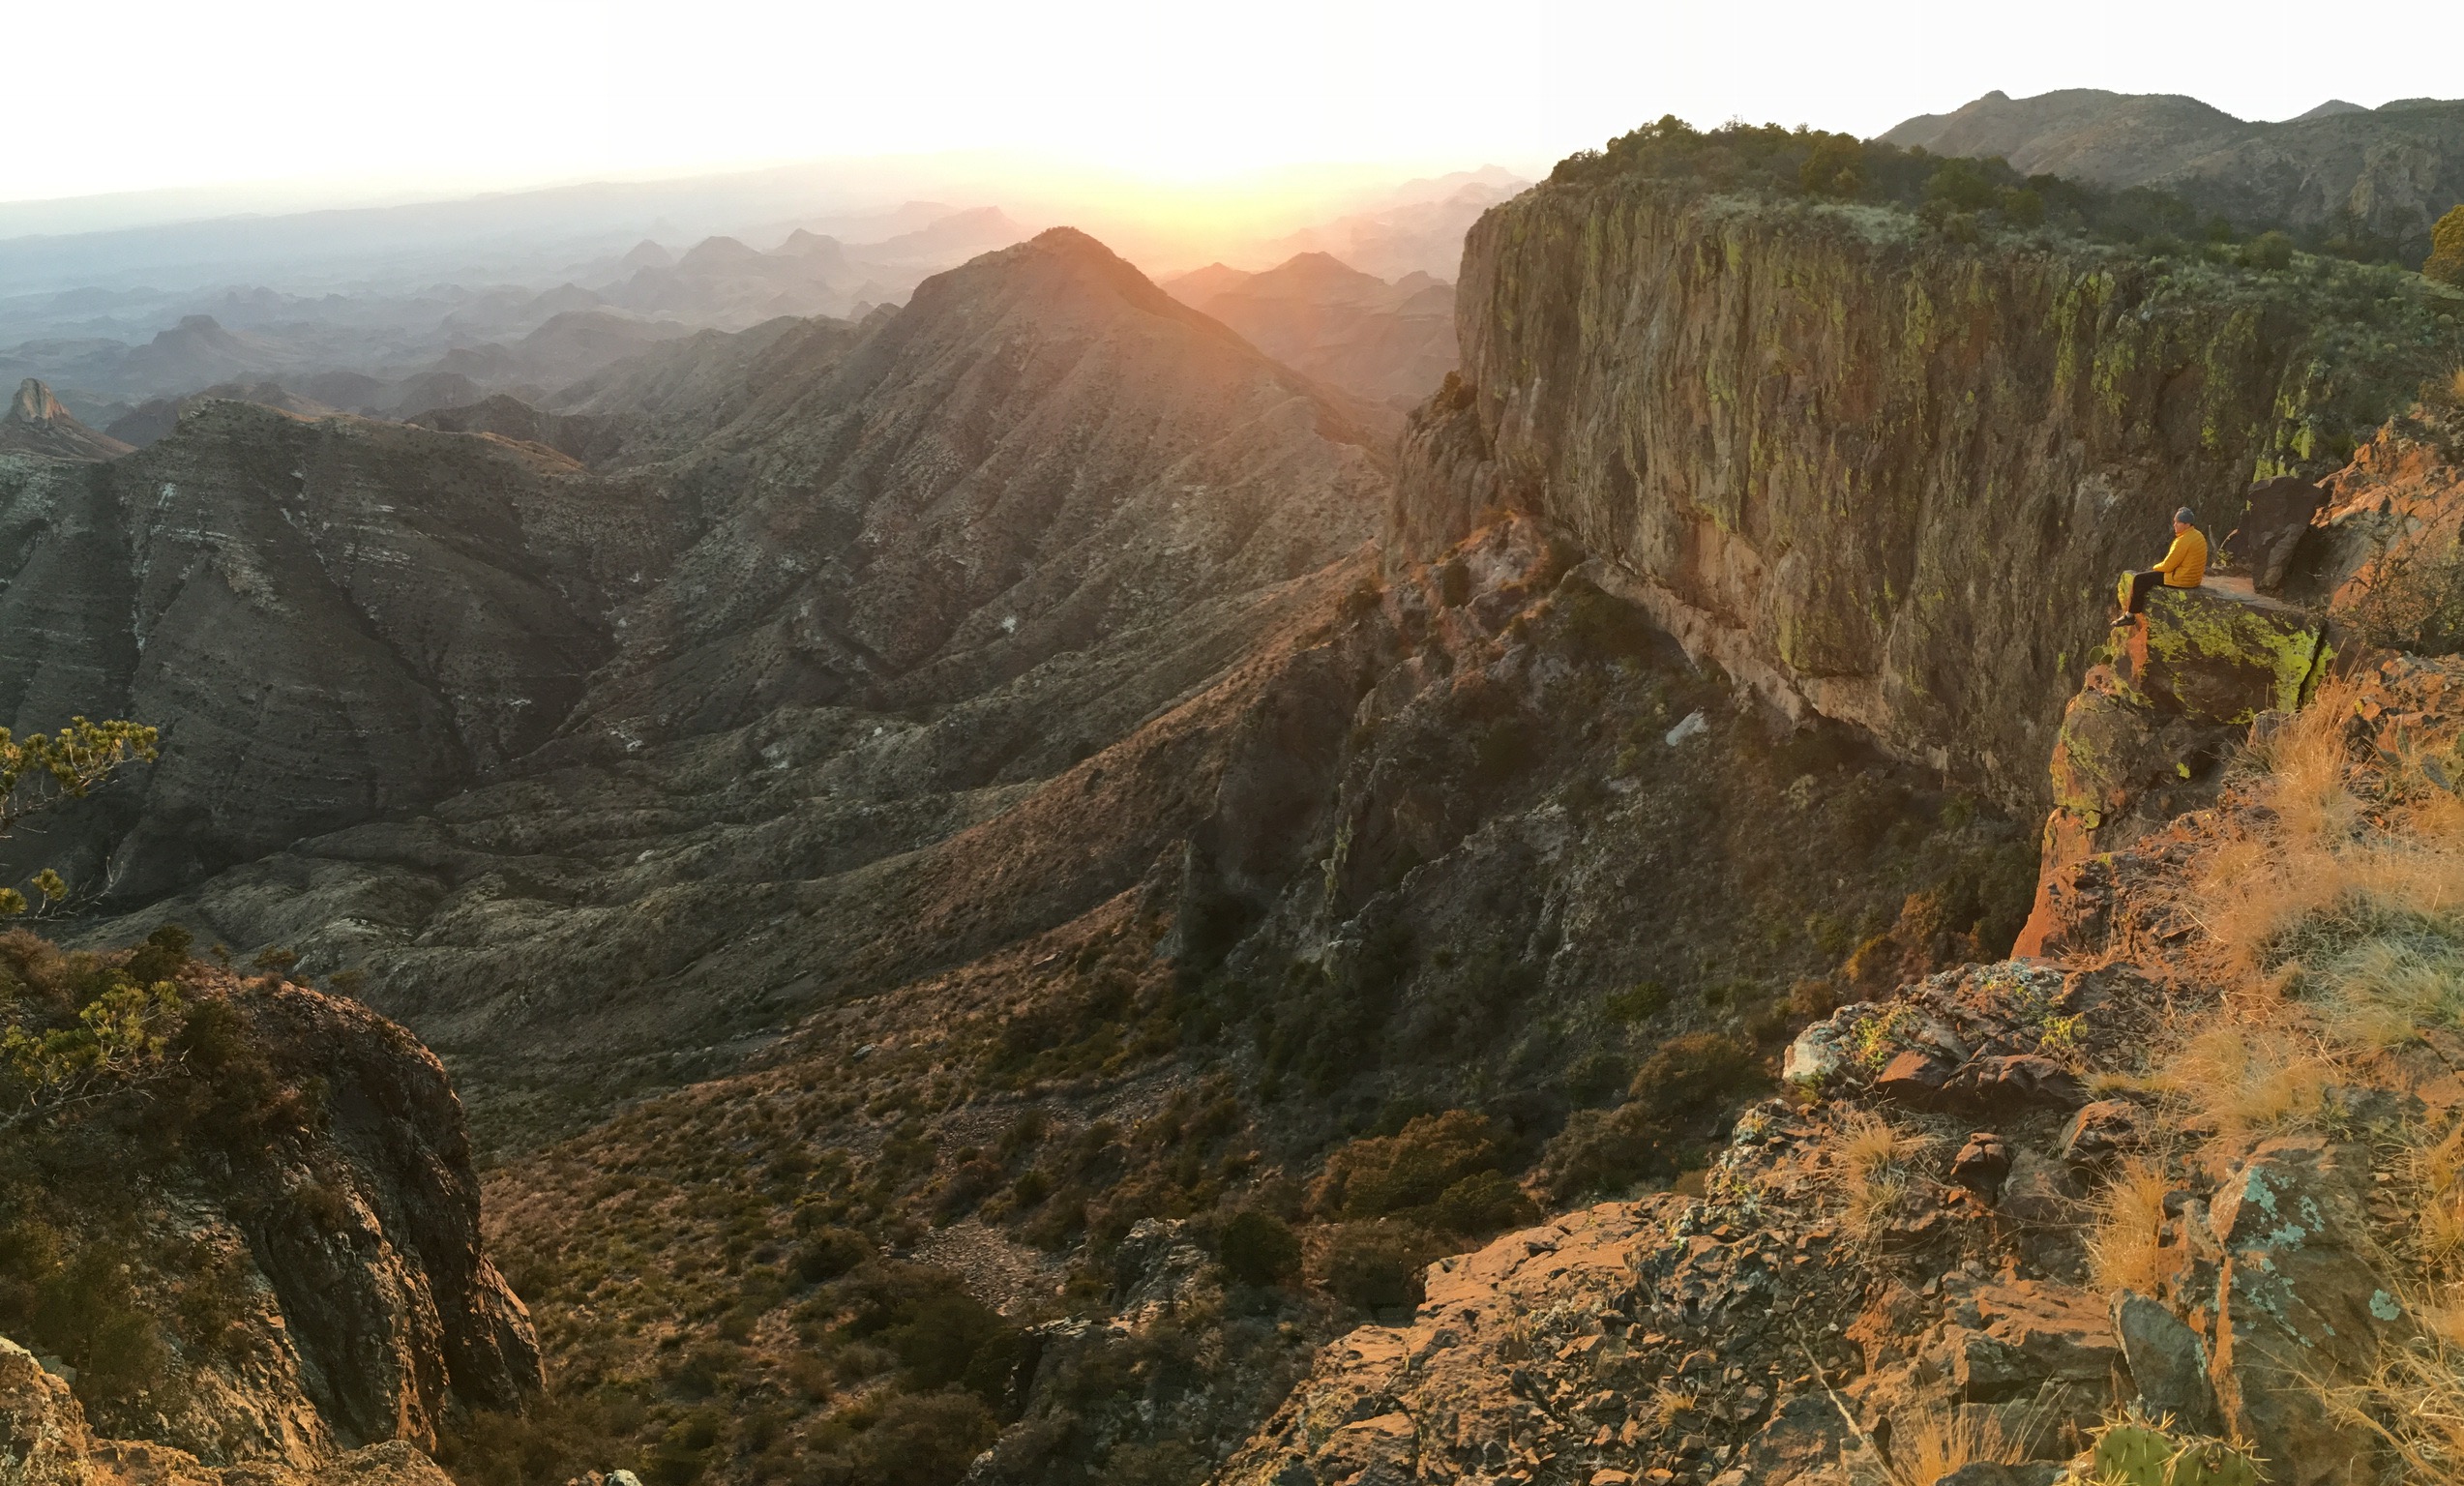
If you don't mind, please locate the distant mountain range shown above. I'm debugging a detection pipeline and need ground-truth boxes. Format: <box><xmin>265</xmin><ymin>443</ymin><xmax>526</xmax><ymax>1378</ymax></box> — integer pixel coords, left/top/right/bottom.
<box><xmin>0</xmin><ymin>207</ymin><xmax>1039</xmax><ymax>425</ymax></box>
<box><xmin>1164</xmin><ymin>252</ymin><xmax>1455</xmax><ymax>416</ymax></box>
<box><xmin>1884</xmin><ymin>88</ymin><xmax>2464</xmax><ymax>255</ymax></box>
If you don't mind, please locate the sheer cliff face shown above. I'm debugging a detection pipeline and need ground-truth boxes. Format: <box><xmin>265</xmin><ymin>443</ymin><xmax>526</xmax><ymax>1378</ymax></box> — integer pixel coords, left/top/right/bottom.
<box><xmin>1411</xmin><ymin>181</ymin><xmax>2430</xmax><ymax>806</ymax></box>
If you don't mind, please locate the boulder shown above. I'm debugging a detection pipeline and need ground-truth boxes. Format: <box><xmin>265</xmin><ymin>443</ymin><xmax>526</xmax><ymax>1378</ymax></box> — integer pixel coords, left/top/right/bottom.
<box><xmin>1943</xmin><ymin>1282</ymin><xmax>2123</xmax><ymax>1406</ymax></box>
<box><xmin>2111</xmin><ymin>1290</ymin><xmax>2220</xmax><ymax>1436</ymax></box>
<box><xmin>1943</xmin><ymin>1055</ymin><xmax>2087</xmax><ymax>1114</ymax></box>
<box><xmin>2224</xmin><ymin>475</ymin><xmax>2328</xmax><ymax>592</ymax></box>
<box><xmin>2123</xmin><ymin>583</ymin><xmax>2327</xmax><ymax>728</ymax></box>
<box><xmin>1951</xmin><ymin>1132</ymin><xmax>2013</xmax><ymax>1204</ymax></box>
<box><xmin>0</xmin><ymin>1339</ymin><xmax>90</xmax><ymax>1486</ymax></box>
<box><xmin>1875</xmin><ymin>1051</ymin><xmax>1955</xmax><ymax>1105</ymax></box>
<box><xmin>2206</xmin><ymin>1138</ymin><xmax>2400</xmax><ymax>1486</ymax></box>
<box><xmin>2060</xmin><ymin>1101</ymin><xmax>2144</xmax><ymax>1172</ymax></box>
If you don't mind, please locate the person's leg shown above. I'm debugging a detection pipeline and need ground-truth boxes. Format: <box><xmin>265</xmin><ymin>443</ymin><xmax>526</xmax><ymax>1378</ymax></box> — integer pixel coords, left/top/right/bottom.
<box><xmin>2126</xmin><ymin>570</ymin><xmax>2162</xmax><ymax>614</ymax></box>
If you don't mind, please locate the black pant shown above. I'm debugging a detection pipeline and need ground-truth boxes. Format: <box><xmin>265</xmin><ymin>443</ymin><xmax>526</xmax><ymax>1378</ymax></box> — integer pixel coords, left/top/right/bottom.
<box><xmin>2123</xmin><ymin>570</ymin><xmax>2164</xmax><ymax>614</ymax></box>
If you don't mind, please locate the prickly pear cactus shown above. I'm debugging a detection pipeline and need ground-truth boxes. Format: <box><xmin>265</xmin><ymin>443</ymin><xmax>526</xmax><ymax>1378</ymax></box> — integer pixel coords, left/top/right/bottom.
<box><xmin>2088</xmin><ymin>1420</ymin><xmax>2261</xmax><ymax>1486</ymax></box>
<box><xmin>2093</xmin><ymin>1422</ymin><xmax>2174</xmax><ymax>1486</ymax></box>
<box><xmin>2162</xmin><ymin>1441</ymin><xmax>2260</xmax><ymax>1486</ymax></box>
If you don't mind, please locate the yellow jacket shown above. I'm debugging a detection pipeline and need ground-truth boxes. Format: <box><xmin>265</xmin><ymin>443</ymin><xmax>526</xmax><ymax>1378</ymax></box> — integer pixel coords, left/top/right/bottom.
<box><xmin>2155</xmin><ymin>527</ymin><xmax>2207</xmax><ymax>587</ymax></box>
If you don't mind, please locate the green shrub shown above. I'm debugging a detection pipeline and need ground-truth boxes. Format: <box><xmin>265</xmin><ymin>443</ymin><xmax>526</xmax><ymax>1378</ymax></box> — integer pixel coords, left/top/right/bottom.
<box><xmin>1316</xmin><ymin>1222</ymin><xmax>1438</xmax><ymax>1312</ymax></box>
<box><xmin>2245</xmin><ymin>230</ymin><xmax>2296</xmax><ymax>271</ymax></box>
<box><xmin>839</xmin><ymin>1262</ymin><xmax>1024</xmax><ymax>1403</ymax></box>
<box><xmin>1531</xmin><ymin>1033</ymin><xmax>1761</xmax><ymax>1200</ymax></box>
<box><xmin>1529</xmin><ymin>1106</ymin><xmax>1661</xmax><ymax>1200</ymax></box>
<box><xmin>848</xmin><ymin>1391</ymin><xmax>1000</xmax><ymax>1486</ymax></box>
<box><xmin>122</xmin><ymin>923</ymin><xmax>191</xmax><ymax>986</ymax></box>
<box><xmin>1429</xmin><ymin>1170</ymin><xmax>1536</xmax><ymax>1235</ymax></box>
<box><xmin>1627</xmin><ymin>1032</ymin><xmax>1757</xmax><ymax>1116</ymax></box>
<box><xmin>1216</xmin><ymin>1209</ymin><xmax>1301</xmax><ymax>1286</ymax></box>
<box><xmin>2430</xmin><ymin>205</ymin><xmax>2464</xmax><ymax>286</ymax></box>
<box><xmin>1314</xmin><ymin>1110</ymin><xmax>1509</xmax><ymax>1220</ymax></box>
<box><xmin>1565</xmin><ymin>1050</ymin><xmax>1631</xmax><ymax>1108</ymax></box>
<box><xmin>1603</xmin><ymin>981</ymin><xmax>1666</xmax><ymax>1023</ymax></box>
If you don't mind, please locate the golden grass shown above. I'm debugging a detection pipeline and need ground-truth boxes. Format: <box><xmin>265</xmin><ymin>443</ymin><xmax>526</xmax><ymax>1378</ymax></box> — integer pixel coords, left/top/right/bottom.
<box><xmin>1833</xmin><ymin>1109</ymin><xmax>1929</xmax><ymax>1251</ymax></box>
<box><xmin>2191</xmin><ymin>675</ymin><xmax>2464</xmax><ymax>1058</ymax></box>
<box><xmin>1887</xmin><ymin>1401</ymin><xmax>2044</xmax><ymax>1484</ymax></box>
<box><xmin>2401</xmin><ymin>1123</ymin><xmax>2464</xmax><ymax>1277</ymax></box>
<box><xmin>1648</xmin><ymin>1385</ymin><xmax>1700</xmax><ymax>1433</ymax></box>
<box><xmin>2085</xmin><ymin>1157</ymin><xmax>2175</xmax><ymax>1297</ymax></box>
<box><xmin>2152</xmin><ymin>1024</ymin><xmax>2341</xmax><ymax>1145</ymax></box>
<box><xmin>2307</xmin><ymin>1285</ymin><xmax>2464</xmax><ymax>1479</ymax></box>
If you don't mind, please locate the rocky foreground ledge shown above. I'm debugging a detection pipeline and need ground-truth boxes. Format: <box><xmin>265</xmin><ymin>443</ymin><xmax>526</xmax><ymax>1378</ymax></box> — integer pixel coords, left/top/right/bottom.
<box><xmin>0</xmin><ymin>960</ymin><xmax>538</xmax><ymax>1484</ymax></box>
<box><xmin>1222</xmin><ymin>629</ymin><xmax>2464</xmax><ymax>1486</ymax></box>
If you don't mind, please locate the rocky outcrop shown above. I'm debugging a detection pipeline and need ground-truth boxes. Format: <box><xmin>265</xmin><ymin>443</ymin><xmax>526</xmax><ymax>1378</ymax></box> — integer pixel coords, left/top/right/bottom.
<box><xmin>0</xmin><ymin>381</ymin><xmax>130</xmax><ymax>462</ymax></box>
<box><xmin>0</xmin><ymin>1354</ymin><xmax>459</xmax><ymax>1486</ymax></box>
<box><xmin>3</xmin><ymin>957</ymin><xmax>539</xmax><ymax>1463</ymax></box>
<box><xmin>2013</xmin><ymin>579</ymin><xmax>2328</xmax><ymax>947</ymax></box>
<box><xmin>1404</xmin><ymin>180</ymin><xmax>2456</xmax><ymax>808</ymax></box>
<box><xmin>2286</xmin><ymin>407</ymin><xmax>2464</xmax><ymax>656</ymax></box>
<box><xmin>0</xmin><ymin>1340</ymin><xmax>90</xmax><ymax>1486</ymax></box>
<box><xmin>2222</xmin><ymin>476</ymin><xmax>2327</xmax><ymax>593</ymax></box>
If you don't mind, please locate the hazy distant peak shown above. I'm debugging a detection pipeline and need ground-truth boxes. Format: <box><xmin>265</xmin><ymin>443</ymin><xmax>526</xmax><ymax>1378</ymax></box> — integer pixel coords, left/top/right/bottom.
<box><xmin>2292</xmin><ymin>99</ymin><xmax>2369</xmax><ymax>121</ymax></box>
<box><xmin>2</xmin><ymin>376</ymin><xmax>134</xmax><ymax>461</ymax></box>
<box><xmin>621</xmin><ymin>239</ymin><xmax>674</xmax><ymax>269</ymax></box>
<box><xmin>778</xmin><ymin>228</ymin><xmax>845</xmax><ymax>260</ymax></box>
<box><xmin>1246</xmin><ymin>252</ymin><xmax>1388</xmax><ymax>304</ymax></box>
<box><xmin>677</xmin><ymin>236</ymin><xmax>767</xmax><ymax>272</ymax></box>
<box><xmin>11</xmin><ymin>377</ymin><xmax>67</xmax><ymax>423</ymax></box>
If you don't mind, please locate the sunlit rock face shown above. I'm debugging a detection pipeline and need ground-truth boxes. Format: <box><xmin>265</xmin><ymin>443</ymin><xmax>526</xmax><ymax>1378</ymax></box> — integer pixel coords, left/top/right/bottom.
<box><xmin>1402</xmin><ymin>179</ymin><xmax>2450</xmax><ymax>809</ymax></box>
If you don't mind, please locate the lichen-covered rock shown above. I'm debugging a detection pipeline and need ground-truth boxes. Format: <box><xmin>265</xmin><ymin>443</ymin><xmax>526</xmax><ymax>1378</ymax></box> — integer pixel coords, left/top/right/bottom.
<box><xmin>9</xmin><ymin>969</ymin><xmax>539</xmax><ymax>1464</ymax></box>
<box><xmin>2222</xmin><ymin>474</ymin><xmax>2327</xmax><ymax>592</ymax></box>
<box><xmin>2204</xmin><ymin>1139</ymin><xmax>2399</xmax><ymax>1486</ymax></box>
<box><xmin>1400</xmin><ymin>180</ymin><xmax>2441</xmax><ymax>810</ymax></box>
<box><xmin>2122</xmin><ymin>583</ymin><xmax>2327</xmax><ymax>727</ymax></box>
<box><xmin>2017</xmin><ymin>583</ymin><xmax>2324</xmax><ymax>953</ymax></box>
<box><xmin>0</xmin><ymin>1340</ymin><xmax>90</xmax><ymax>1486</ymax></box>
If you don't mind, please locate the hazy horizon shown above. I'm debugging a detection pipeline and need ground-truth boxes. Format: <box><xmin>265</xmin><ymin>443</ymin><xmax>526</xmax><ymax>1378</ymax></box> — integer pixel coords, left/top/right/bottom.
<box><xmin>10</xmin><ymin>0</ymin><xmax>2463</xmax><ymax>229</ymax></box>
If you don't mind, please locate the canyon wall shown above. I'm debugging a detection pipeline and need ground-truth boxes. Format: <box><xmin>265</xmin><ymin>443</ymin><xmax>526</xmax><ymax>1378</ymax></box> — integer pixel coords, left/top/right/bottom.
<box><xmin>1404</xmin><ymin>178</ymin><xmax>2461</xmax><ymax>806</ymax></box>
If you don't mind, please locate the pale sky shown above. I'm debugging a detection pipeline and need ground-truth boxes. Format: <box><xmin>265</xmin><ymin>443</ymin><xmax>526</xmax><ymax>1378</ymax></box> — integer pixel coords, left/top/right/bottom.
<box><xmin>10</xmin><ymin>0</ymin><xmax>2461</xmax><ymax>209</ymax></box>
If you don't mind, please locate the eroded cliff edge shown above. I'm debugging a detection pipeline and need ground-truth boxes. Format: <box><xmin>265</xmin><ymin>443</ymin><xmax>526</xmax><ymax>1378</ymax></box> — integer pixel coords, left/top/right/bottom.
<box><xmin>1399</xmin><ymin>176</ymin><xmax>2463</xmax><ymax>807</ymax></box>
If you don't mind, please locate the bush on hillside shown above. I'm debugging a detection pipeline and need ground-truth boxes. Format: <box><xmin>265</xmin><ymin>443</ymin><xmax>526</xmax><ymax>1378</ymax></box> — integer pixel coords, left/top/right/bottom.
<box><xmin>1312</xmin><ymin>1110</ymin><xmax>1510</xmax><ymax>1221</ymax></box>
<box><xmin>1217</xmin><ymin>1208</ymin><xmax>1301</xmax><ymax>1286</ymax></box>
<box><xmin>1530</xmin><ymin>1033</ymin><xmax>1761</xmax><ymax>1201</ymax></box>
<box><xmin>2429</xmin><ymin>205</ymin><xmax>2464</xmax><ymax>286</ymax></box>
<box><xmin>1315</xmin><ymin>1221</ymin><xmax>1441</xmax><ymax>1312</ymax></box>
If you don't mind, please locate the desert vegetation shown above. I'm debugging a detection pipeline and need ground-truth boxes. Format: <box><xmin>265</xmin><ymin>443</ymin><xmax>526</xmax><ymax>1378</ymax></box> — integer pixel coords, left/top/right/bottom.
<box><xmin>1549</xmin><ymin>115</ymin><xmax>2464</xmax><ymax>278</ymax></box>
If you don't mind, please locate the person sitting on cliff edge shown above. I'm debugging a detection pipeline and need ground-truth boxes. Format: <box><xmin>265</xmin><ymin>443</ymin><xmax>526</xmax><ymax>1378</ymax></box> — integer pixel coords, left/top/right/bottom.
<box><xmin>2115</xmin><ymin>506</ymin><xmax>2208</xmax><ymax>623</ymax></box>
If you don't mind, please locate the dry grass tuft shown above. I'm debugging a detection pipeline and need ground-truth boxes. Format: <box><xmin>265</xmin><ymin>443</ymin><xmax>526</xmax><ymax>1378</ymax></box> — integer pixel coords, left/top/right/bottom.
<box><xmin>2193</xmin><ymin>676</ymin><xmax>2464</xmax><ymax>1057</ymax></box>
<box><xmin>2402</xmin><ymin>1124</ymin><xmax>2464</xmax><ymax>1276</ymax></box>
<box><xmin>1886</xmin><ymin>1401</ymin><xmax>2044</xmax><ymax>1484</ymax></box>
<box><xmin>2153</xmin><ymin>1025</ymin><xmax>2340</xmax><ymax>1145</ymax></box>
<box><xmin>1833</xmin><ymin>1108</ymin><xmax>1929</xmax><ymax>1251</ymax></box>
<box><xmin>2308</xmin><ymin>1285</ymin><xmax>2464</xmax><ymax>1478</ymax></box>
<box><xmin>2085</xmin><ymin>1157</ymin><xmax>2175</xmax><ymax>1297</ymax></box>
